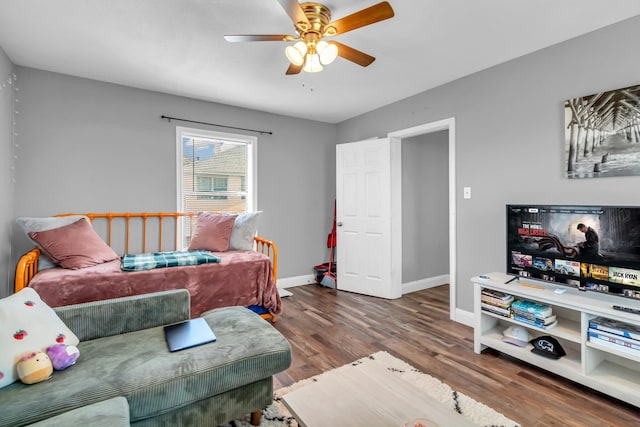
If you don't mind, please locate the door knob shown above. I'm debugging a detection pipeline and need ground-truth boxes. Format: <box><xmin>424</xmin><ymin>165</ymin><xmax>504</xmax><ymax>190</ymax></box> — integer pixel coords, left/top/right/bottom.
<box><xmin>337</xmin><ymin>222</ymin><xmax>343</xmax><ymax>227</ymax></box>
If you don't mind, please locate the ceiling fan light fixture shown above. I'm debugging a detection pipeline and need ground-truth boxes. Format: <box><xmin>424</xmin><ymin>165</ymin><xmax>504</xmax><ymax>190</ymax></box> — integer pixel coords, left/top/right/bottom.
<box><xmin>285</xmin><ymin>41</ymin><xmax>307</xmax><ymax>66</ymax></box>
<box><xmin>225</xmin><ymin>1</ymin><xmax>395</xmax><ymax>75</ymax></box>
<box><xmin>303</xmin><ymin>53</ymin><xmax>323</xmax><ymax>73</ymax></box>
<box><xmin>317</xmin><ymin>41</ymin><xmax>338</xmax><ymax>65</ymax></box>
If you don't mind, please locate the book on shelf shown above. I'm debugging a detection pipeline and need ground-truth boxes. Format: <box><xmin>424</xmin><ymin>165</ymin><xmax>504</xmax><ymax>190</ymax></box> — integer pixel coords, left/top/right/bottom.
<box><xmin>481</xmin><ymin>302</ymin><xmax>510</xmax><ymax>317</ymax></box>
<box><xmin>481</xmin><ymin>297</ymin><xmax>513</xmax><ymax>309</ymax></box>
<box><xmin>589</xmin><ymin>336</ymin><xmax>640</xmax><ymax>357</ymax></box>
<box><xmin>511</xmin><ymin>299</ymin><xmax>553</xmax><ymax>318</ymax></box>
<box><xmin>510</xmin><ymin>308</ymin><xmax>557</xmax><ymax>325</ymax></box>
<box><xmin>481</xmin><ymin>292</ymin><xmax>514</xmax><ymax>308</ymax></box>
<box><xmin>588</xmin><ymin>330</ymin><xmax>640</xmax><ymax>356</ymax></box>
<box><xmin>588</xmin><ymin>328</ymin><xmax>640</xmax><ymax>349</ymax></box>
<box><xmin>512</xmin><ymin>313</ymin><xmax>557</xmax><ymax>329</ymax></box>
<box><xmin>481</xmin><ymin>289</ymin><xmax>514</xmax><ymax>302</ymax></box>
<box><xmin>589</xmin><ymin>317</ymin><xmax>640</xmax><ymax>341</ymax></box>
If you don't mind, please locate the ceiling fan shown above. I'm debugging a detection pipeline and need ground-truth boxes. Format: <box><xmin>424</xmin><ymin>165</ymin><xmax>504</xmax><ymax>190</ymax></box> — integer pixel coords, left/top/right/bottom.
<box><xmin>224</xmin><ymin>0</ymin><xmax>395</xmax><ymax>75</ymax></box>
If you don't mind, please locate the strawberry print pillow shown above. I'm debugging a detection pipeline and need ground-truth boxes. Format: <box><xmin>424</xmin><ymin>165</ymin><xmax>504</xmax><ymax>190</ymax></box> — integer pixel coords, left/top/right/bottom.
<box><xmin>0</xmin><ymin>288</ymin><xmax>79</xmax><ymax>388</ymax></box>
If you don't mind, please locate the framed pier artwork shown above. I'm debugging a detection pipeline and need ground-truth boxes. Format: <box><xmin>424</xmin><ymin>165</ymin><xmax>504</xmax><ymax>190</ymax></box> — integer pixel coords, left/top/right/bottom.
<box><xmin>564</xmin><ymin>84</ymin><xmax>640</xmax><ymax>179</ymax></box>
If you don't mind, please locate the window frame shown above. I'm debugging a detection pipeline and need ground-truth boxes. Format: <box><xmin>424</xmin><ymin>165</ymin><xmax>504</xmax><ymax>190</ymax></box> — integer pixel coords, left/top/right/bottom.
<box><xmin>176</xmin><ymin>126</ymin><xmax>257</xmax><ymax>244</ymax></box>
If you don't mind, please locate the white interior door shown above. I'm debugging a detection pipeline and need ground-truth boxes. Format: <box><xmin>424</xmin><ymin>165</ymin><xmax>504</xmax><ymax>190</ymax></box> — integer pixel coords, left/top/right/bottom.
<box><xmin>336</xmin><ymin>138</ymin><xmax>398</xmax><ymax>299</ymax></box>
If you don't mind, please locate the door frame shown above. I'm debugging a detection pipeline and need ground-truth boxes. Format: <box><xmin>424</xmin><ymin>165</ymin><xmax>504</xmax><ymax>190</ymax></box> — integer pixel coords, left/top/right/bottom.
<box><xmin>388</xmin><ymin>117</ymin><xmax>457</xmax><ymax>321</ymax></box>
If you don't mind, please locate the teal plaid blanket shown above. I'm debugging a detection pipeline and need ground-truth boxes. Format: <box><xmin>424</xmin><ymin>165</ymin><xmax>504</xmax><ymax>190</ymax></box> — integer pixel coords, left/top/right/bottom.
<box><xmin>121</xmin><ymin>250</ymin><xmax>221</xmax><ymax>272</ymax></box>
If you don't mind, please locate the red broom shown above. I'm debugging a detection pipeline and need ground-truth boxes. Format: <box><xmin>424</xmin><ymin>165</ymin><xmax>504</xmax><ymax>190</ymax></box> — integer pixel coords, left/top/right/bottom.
<box><xmin>321</xmin><ymin>201</ymin><xmax>337</xmax><ymax>288</ymax></box>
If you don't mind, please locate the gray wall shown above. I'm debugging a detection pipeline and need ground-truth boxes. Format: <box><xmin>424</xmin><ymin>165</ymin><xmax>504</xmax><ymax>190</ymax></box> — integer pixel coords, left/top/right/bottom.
<box><xmin>6</xmin><ymin>67</ymin><xmax>336</xmax><ymax>297</ymax></box>
<box><xmin>337</xmin><ymin>15</ymin><xmax>640</xmax><ymax>312</ymax></box>
<box><xmin>402</xmin><ymin>131</ymin><xmax>449</xmax><ymax>283</ymax></box>
<box><xmin>0</xmin><ymin>47</ymin><xmax>14</xmax><ymax>296</ymax></box>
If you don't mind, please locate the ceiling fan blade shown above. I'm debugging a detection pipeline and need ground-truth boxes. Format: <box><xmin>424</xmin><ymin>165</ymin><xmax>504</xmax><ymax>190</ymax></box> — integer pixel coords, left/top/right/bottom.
<box><xmin>328</xmin><ymin>1</ymin><xmax>394</xmax><ymax>36</ymax></box>
<box><xmin>224</xmin><ymin>34</ymin><xmax>292</xmax><ymax>42</ymax></box>
<box><xmin>286</xmin><ymin>62</ymin><xmax>303</xmax><ymax>75</ymax></box>
<box><xmin>277</xmin><ymin>0</ymin><xmax>310</xmax><ymax>28</ymax></box>
<box><xmin>333</xmin><ymin>41</ymin><xmax>375</xmax><ymax>67</ymax></box>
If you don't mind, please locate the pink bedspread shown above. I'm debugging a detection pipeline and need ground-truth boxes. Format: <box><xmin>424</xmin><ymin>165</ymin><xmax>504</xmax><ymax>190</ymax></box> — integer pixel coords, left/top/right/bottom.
<box><xmin>28</xmin><ymin>251</ymin><xmax>282</xmax><ymax>318</ymax></box>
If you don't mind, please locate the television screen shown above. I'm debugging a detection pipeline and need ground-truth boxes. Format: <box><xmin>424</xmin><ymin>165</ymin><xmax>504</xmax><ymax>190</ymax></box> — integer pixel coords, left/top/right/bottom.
<box><xmin>506</xmin><ymin>205</ymin><xmax>640</xmax><ymax>299</ymax></box>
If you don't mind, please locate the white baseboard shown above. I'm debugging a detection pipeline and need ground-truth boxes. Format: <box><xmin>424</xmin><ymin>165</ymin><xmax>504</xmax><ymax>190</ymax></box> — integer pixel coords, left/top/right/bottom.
<box><xmin>402</xmin><ymin>274</ymin><xmax>449</xmax><ymax>294</ymax></box>
<box><xmin>277</xmin><ymin>274</ymin><xmax>316</xmax><ymax>289</ymax></box>
<box><xmin>454</xmin><ymin>308</ymin><xmax>474</xmax><ymax>327</ymax></box>
<box><xmin>280</xmin><ymin>274</ymin><xmax>454</xmax><ymax>294</ymax></box>
<box><xmin>280</xmin><ymin>274</ymin><xmax>450</xmax><ymax>292</ymax></box>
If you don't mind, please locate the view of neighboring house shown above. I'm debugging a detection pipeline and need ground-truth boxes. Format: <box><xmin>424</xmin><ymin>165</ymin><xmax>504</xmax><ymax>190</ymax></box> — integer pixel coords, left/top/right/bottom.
<box><xmin>181</xmin><ymin>135</ymin><xmax>249</xmax><ymax>245</ymax></box>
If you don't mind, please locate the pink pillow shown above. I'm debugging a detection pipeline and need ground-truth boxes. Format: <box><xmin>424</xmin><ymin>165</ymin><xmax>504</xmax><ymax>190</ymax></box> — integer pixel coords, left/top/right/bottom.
<box><xmin>188</xmin><ymin>213</ymin><xmax>237</xmax><ymax>252</ymax></box>
<box><xmin>28</xmin><ymin>218</ymin><xmax>119</xmax><ymax>269</ymax></box>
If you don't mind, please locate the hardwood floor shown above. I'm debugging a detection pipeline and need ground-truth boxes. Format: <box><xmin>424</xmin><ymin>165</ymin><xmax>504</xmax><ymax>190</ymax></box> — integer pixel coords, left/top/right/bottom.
<box><xmin>272</xmin><ymin>284</ymin><xmax>640</xmax><ymax>427</ymax></box>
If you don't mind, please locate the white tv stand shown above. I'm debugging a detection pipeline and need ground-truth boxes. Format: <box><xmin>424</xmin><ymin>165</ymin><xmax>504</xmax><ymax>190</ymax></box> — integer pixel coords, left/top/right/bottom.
<box><xmin>473</xmin><ymin>273</ymin><xmax>640</xmax><ymax>407</ymax></box>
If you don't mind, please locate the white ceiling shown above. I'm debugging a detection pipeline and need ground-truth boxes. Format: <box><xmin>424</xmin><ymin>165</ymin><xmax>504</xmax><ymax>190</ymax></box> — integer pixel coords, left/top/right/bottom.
<box><xmin>1</xmin><ymin>1</ymin><xmax>639</xmax><ymax>123</ymax></box>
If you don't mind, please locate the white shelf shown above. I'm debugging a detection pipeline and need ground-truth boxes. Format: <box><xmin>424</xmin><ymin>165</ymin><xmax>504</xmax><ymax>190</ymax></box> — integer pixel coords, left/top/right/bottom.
<box><xmin>588</xmin><ymin>359</ymin><xmax>640</xmax><ymax>387</ymax></box>
<box><xmin>481</xmin><ymin>309</ymin><xmax>581</xmax><ymax>343</ymax></box>
<box><xmin>474</xmin><ymin>273</ymin><xmax>640</xmax><ymax>408</ymax></box>
<box><xmin>480</xmin><ymin>329</ymin><xmax>582</xmax><ymax>375</ymax></box>
<box><xmin>586</xmin><ymin>340</ymin><xmax>640</xmax><ymax>363</ymax></box>
<box><xmin>584</xmin><ymin>360</ymin><xmax>640</xmax><ymax>403</ymax></box>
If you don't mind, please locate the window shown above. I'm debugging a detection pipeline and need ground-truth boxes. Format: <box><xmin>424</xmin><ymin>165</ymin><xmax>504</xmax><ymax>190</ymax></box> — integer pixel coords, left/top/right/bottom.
<box><xmin>177</xmin><ymin>127</ymin><xmax>256</xmax><ymax>246</ymax></box>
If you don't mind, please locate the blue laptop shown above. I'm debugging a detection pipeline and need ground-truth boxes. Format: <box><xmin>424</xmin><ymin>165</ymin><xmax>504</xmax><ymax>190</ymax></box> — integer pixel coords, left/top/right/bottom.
<box><xmin>164</xmin><ymin>317</ymin><xmax>216</xmax><ymax>352</ymax></box>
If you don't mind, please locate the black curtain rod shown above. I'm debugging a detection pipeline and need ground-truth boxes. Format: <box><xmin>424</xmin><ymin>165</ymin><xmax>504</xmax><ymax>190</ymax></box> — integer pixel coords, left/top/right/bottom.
<box><xmin>160</xmin><ymin>115</ymin><xmax>272</xmax><ymax>135</ymax></box>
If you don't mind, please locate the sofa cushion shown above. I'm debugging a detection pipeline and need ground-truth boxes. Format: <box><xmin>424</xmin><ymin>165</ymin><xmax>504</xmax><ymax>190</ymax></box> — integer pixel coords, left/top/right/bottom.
<box><xmin>24</xmin><ymin>396</ymin><xmax>130</xmax><ymax>427</ymax></box>
<box><xmin>0</xmin><ymin>306</ymin><xmax>291</xmax><ymax>426</ymax></box>
<box><xmin>0</xmin><ymin>288</ymin><xmax>80</xmax><ymax>389</ymax></box>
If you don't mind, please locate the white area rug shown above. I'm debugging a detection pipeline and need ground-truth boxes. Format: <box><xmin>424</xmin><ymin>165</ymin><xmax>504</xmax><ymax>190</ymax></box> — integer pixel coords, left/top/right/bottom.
<box><xmin>220</xmin><ymin>351</ymin><xmax>520</xmax><ymax>427</ymax></box>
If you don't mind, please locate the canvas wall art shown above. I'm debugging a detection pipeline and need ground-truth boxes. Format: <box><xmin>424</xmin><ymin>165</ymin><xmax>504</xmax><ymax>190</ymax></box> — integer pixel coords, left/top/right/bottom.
<box><xmin>564</xmin><ymin>84</ymin><xmax>640</xmax><ymax>179</ymax></box>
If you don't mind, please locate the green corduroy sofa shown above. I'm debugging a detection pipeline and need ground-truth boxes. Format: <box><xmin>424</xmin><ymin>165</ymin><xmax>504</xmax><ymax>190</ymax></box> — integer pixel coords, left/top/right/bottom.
<box><xmin>0</xmin><ymin>290</ymin><xmax>292</xmax><ymax>427</ymax></box>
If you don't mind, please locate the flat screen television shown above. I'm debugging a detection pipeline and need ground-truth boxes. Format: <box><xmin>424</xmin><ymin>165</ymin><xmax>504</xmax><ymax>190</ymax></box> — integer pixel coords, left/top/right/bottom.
<box><xmin>506</xmin><ymin>204</ymin><xmax>640</xmax><ymax>299</ymax></box>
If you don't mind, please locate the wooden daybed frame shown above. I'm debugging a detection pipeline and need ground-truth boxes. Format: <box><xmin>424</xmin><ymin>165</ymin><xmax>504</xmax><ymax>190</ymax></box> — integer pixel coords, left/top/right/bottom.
<box><xmin>15</xmin><ymin>212</ymin><xmax>279</xmax><ymax>322</ymax></box>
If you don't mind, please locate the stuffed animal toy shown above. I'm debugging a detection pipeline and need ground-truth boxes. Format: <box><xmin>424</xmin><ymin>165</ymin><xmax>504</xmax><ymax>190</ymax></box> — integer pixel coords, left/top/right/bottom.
<box><xmin>17</xmin><ymin>352</ymin><xmax>53</xmax><ymax>384</ymax></box>
<box><xmin>46</xmin><ymin>344</ymin><xmax>80</xmax><ymax>370</ymax></box>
